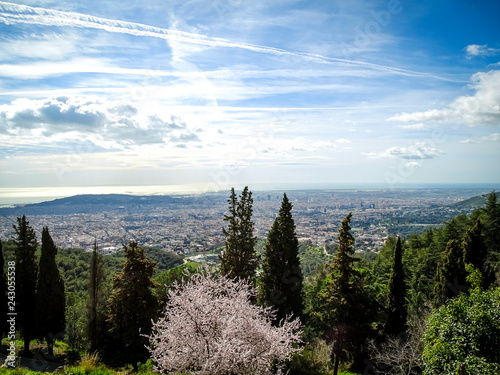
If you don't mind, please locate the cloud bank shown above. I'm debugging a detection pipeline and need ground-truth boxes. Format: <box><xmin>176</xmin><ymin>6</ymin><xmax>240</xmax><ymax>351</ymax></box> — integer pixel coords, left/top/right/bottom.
<box><xmin>0</xmin><ymin>96</ymin><xmax>200</xmax><ymax>149</ymax></box>
<box><xmin>388</xmin><ymin>69</ymin><xmax>500</xmax><ymax>126</ymax></box>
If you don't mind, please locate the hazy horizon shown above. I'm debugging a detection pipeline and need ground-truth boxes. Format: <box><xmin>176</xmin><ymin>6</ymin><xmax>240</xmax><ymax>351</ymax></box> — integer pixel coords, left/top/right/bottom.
<box><xmin>1</xmin><ymin>183</ymin><xmax>499</xmax><ymax>206</ymax></box>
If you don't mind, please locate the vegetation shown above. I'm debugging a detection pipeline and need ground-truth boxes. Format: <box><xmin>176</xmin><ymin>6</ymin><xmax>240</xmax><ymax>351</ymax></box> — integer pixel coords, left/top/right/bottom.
<box><xmin>13</xmin><ymin>215</ymin><xmax>39</xmax><ymax>355</ymax></box>
<box><xmin>35</xmin><ymin>227</ymin><xmax>66</xmax><ymax>356</ymax></box>
<box><xmin>149</xmin><ymin>268</ymin><xmax>302</xmax><ymax>375</ymax></box>
<box><xmin>106</xmin><ymin>241</ymin><xmax>158</xmax><ymax>371</ymax></box>
<box><xmin>259</xmin><ymin>192</ymin><xmax>304</xmax><ymax>324</ymax></box>
<box><xmin>219</xmin><ymin>186</ymin><xmax>259</xmax><ymax>281</ymax></box>
<box><xmin>0</xmin><ymin>189</ymin><xmax>499</xmax><ymax>375</ymax></box>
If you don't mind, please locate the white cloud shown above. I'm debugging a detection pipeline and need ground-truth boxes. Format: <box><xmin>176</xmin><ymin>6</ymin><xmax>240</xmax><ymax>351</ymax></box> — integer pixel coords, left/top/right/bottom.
<box><xmin>388</xmin><ymin>69</ymin><xmax>500</xmax><ymax>126</ymax></box>
<box><xmin>397</xmin><ymin>123</ymin><xmax>429</xmax><ymax>130</ymax></box>
<box><xmin>461</xmin><ymin>132</ymin><xmax>500</xmax><ymax>144</ymax></box>
<box><xmin>363</xmin><ymin>142</ymin><xmax>444</xmax><ymax>160</ymax></box>
<box><xmin>466</xmin><ymin>44</ymin><xmax>500</xmax><ymax>58</ymax></box>
<box><xmin>334</xmin><ymin>138</ymin><xmax>351</xmax><ymax>144</ymax></box>
<box><xmin>0</xmin><ymin>96</ymin><xmax>202</xmax><ymax>149</ymax></box>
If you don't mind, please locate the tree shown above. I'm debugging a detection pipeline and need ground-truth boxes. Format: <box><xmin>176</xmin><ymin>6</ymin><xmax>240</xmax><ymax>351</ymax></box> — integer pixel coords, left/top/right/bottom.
<box><xmin>87</xmin><ymin>240</ymin><xmax>106</xmax><ymax>352</ymax></box>
<box><xmin>423</xmin><ymin>285</ymin><xmax>500</xmax><ymax>374</ymax></box>
<box><xmin>483</xmin><ymin>191</ymin><xmax>500</xmax><ymax>254</ymax></box>
<box><xmin>385</xmin><ymin>237</ymin><xmax>407</xmax><ymax>336</ymax></box>
<box><xmin>0</xmin><ymin>241</ymin><xmax>7</xmax><ymax>339</ymax></box>
<box><xmin>259</xmin><ymin>193</ymin><xmax>304</xmax><ymax>324</ymax></box>
<box><xmin>220</xmin><ymin>186</ymin><xmax>259</xmax><ymax>281</ymax></box>
<box><xmin>106</xmin><ymin>241</ymin><xmax>158</xmax><ymax>370</ymax></box>
<box><xmin>36</xmin><ymin>227</ymin><xmax>66</xmax><ymax>356</ymax></box>
<box><xmin>462</xmin><ymin>219</ymin><xmax>491</xmax><ymax>287</ymax></box>
<box><xmin>148</xmin><ymin>269</ymin><xmax>302</xmax><ymax>375</ymax></box>
<box><xmin>433</xmin><ymin>239</ymin><xmax>466</xmax><ymax>307</ymax></box>
<box><xmin>312</xmin><ymin>213</ymin><xmax>372</xmax><ymax>374</ymax></box>
<box><xmin>13</xmin><ymin>215</ymin><xmax>38</xmax><ymax>355</ymax></box>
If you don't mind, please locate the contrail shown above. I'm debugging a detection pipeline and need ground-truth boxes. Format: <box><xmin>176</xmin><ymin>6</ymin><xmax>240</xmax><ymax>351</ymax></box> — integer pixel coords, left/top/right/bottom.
<box><xmin>0</xmin><ymin>1</ymin><xmax>453</xmax><ymax>81</ymax></box>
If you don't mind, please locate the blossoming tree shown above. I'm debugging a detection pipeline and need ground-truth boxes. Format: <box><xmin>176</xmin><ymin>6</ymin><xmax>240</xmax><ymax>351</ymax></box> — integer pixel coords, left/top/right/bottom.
<box><xmin>148</xmin><ymin>269</ymin><xmax>302</xmax><ymax>375</ymax></box>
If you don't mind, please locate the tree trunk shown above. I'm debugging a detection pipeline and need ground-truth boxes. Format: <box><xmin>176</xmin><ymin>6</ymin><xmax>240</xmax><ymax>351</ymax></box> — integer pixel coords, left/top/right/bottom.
<box><xmin>47</xmin><ymin>337</ymin><xmax>54</xmax><ymax>357</ymax></box>
<box><xmin>333</xmin><ymin>352</ymin><xmax>340</xmax><ymax>375</ymax></box>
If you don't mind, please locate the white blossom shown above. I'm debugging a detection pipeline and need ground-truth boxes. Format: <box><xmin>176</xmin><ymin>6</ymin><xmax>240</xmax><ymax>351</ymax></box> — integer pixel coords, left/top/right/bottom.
<box><xmin>148</xmin><ymin>269</ymin><xmax>302</xmax><ymax>374</ymax></box>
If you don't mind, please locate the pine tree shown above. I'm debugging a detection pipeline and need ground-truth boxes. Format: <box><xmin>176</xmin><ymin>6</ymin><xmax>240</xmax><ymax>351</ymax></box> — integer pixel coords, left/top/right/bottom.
<box><xmin>313</xmin><ymin>213</ymin><xmax>372</xmax><ymax>374</ymax></box>
<box><xmin>0</xmin><ymin>241</ymin><xmax>7</xmax><ymax>339</ymax></box>
<box><xmin>483</xmin><ymin>191</ymin><xmax>500</xmax><ymax>255</ymax></box>
<box><xmin>13</xmin><ymin>215</ymin><xmax>38</xmax><ymax>355</ymax></box>
<box><xmin>220</xmin><ymin>186</ymin><xmax>259</xmax><ymax>281</ymax></box>
<box><xmin>259</xmin><ymin>193</ymin><xmax>303</xmax><ymax>324</ymax></box>
<box><xmin>36</xmin><ymin>227</ymin><xmax>66</xmax><ymax>356</ymax></box>
<box><xmin>433</xmin><ymin>239</ymin><xmax>466</xmax><ymax>307</ymax></box>
<box><xmin>462</xmin><ymin>219</ymin><xmax>491</xmax><ymax>288</ymax></box>
<box><xmin>87</xmin><ymin>240</ymin><xmax>106</xmax><ymax>352</ymax></box>
<box><xmin>107</xmin><ymin>241</ymin><xmax>158</xmax><ymax>370</ymax></box>
<box><xmin>385</xmin><ymin>237</ymin><xmax>407</xmax><ymax>336</ymax></box>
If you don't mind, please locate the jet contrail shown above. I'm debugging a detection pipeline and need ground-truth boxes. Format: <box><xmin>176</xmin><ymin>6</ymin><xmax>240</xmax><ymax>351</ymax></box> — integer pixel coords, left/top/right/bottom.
<box><xmin>0</xmin><ymin>1</ymin><xmax>454</xmax><ymax>81</ymax></box>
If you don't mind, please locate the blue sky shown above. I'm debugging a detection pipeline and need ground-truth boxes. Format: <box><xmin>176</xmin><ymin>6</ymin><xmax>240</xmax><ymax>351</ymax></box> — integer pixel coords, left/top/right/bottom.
<box><xmin>1</xmin><ymin>0</ymin><xmax>500</xmax><ymax>198</ymax></box>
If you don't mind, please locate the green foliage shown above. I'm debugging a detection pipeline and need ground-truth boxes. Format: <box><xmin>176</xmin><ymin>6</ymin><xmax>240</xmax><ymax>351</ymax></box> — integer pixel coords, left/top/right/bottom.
<box><xmin>36</xmin><ymin>227</ymin><xmax>66</xmax><ymax>355</ymax></box>
<box><xmin>385</xmin><ymin>237</ymin><xmax>407</xmax><ymax>336</ymax></box>
<box><xmin>300</xmin><ymin>245</ymin><xmax>333</xmax><ymax>278</ymax></box>
<box><xmin>0</xmin><ymin>240</ymin><xmax>7</xmax><ymax>337</ymax></box>
<box><xmin>106</xmin><ymin>241</ymin><xmax>159</xmax><ymax>369</ymax></box>
<box><xmin>290</xmin><ymin>337</ymin><xmax>332</xmax><ymax>375</ymax></box>
<box><xmin>433</xmin><ymin>239</ymin><xmax>466</xmax><ymax>307</ymax></box>
<box><xmin>423</xmin><ymin>286</ymin><xmax>500</xmax><ymax>374</ymax></box>
<box><xmin>220</xmin><ymin>186</ymin><xmax>259</xmax><ymax>281</ymax></box>
<box><xmin>311</xmin><ymin>213</ymin><xmax>373</xmax><ymax>373</ymax></box>
<box><xmin>259</xmin><ymin>193</ymin><xmax>304</xmax><ymax>323</ymax></box>
<box><xmin>154</xmin><ymin>261</ymin><xmax>201</xmax><ymax>305</ymax></box>
<box><xmin>13</xmin><ymin>215</ymin><xmax>39</xmax><ymax>354</ymax></box>
<box><xmin>87</xmin><ymin>241</ymin><xmax>106</xmax><ymax>353</ymax></box>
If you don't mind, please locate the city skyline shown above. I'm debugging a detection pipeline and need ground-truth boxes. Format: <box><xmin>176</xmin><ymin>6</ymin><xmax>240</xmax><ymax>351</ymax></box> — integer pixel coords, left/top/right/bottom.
<box><xmin>1</xmin><ymin>0</ymin><xmax>500</xmax><ymax>198</ymax></box>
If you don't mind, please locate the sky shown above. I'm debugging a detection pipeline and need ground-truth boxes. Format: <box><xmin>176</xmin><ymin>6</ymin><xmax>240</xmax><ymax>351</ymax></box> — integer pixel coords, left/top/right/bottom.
<box><xmin>1</xmin><ymin>0</ymin><xmax>500</xmax><ymax>200</ymax></box>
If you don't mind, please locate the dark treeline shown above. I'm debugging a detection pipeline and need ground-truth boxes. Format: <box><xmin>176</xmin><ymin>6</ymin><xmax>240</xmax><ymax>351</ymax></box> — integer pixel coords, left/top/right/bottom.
<box><xmin>1</xmin><ymin>189</ymin><xmax>499</xmax><ymax>374</ymax></box>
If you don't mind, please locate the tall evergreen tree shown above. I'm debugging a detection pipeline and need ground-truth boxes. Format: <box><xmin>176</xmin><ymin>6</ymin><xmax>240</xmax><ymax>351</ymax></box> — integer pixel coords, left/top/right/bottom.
<box><xmin>220</xmin><ymin>186</ymin><xmax>259</xmax><ymax>281</ymax></box>
<box><xmin>0</xmin><ymin>241</ymin><xmax>7</xmax><ymax>339</ymax></box>
<box><xmin>107</xmin><ymin>241</ymin><xmax>158</xmax><ymax>370</ymax></box>
<box><xmin>13</xmin><ymin>215</ymin><xmax>38</xmax><ymax>355</ymax></box>
<box><xmin>433</xmin><ymin>240</ymin><xmax>466</xmax><ymax>307</ymax></box>
<box><xmin>483</xmin><ymin>191</ymin><xmax>500</xmax><ymax>254</ymax></box>
<box><xmin>259</xmin><ymin>193</ymin><xmax>303</xmax><ymax>324</ymax></box>
<box><xmin>36</xmin><ymin>227</ymin><xmax>66</xmax><ymax>356</ymax></box>
<box><xmin>385</xmin><ymin>237</ymin><xmax>407</xmax><ymax>336</ymax></box>
<box><xmin>462</xmin><ymin>219</ymin><xmax>491</xmax><ymax>288</ymax></box>
<box><xmin>313</xmin><ymin>213</ymin><xmax>372</xmax><ymax>374</ymax></box>
<box><xmin>87</xmin><ymin>240</ymin><xmax>106</xmax><ymax>352</ymax></box>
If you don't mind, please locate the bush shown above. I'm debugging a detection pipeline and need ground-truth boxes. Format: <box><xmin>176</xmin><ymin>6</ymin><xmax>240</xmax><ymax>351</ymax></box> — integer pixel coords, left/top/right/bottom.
<box><xmin>423</xmin><ymin>286</ymin><xmax>500</xmax><ymax>374</ymax></box>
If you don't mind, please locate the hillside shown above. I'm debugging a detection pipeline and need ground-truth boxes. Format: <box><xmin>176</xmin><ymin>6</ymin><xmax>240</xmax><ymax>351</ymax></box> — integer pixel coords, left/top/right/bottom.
<box><xmin>449</xmin><ymin>193</ymin><xmax>489</xmax><ymax>210</ymax></box>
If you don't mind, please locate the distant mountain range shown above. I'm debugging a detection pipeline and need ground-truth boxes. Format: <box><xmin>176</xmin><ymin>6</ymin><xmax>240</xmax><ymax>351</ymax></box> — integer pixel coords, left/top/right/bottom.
<box><xmin>0</xmin><ymin>191</ymin><xmax>492</xmax><ymax>217</ymax></box>
<box><xmin>0</xmin><ymin>193</ymin><xmax>215</xmax><ymax>216</ymax></box>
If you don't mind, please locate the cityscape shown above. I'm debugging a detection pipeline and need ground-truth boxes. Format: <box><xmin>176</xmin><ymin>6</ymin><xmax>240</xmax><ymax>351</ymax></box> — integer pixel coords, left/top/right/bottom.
<box><xmin>0</xmin><ymin>187</ymin><xmax>491</xmax><ymax>255</ymax></box>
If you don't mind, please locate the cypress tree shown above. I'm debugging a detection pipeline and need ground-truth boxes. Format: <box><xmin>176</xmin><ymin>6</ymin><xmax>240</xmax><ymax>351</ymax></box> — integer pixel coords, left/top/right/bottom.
<box><xmin>313</xmin><ymin>213</ymin><xmax>372</xmax><ymax>374</ymax></box>
<box><xmin>462</xmin><ymin>219</ymin><xmax>491</xmax><ymax>288</ymax></box>
<box><xmin>0</xmin><ymin>241</ymin><xmax>7</xmax><ymax>339</ymax></box>
<box><xmin>36</xmin><ymin>227</ymin><xmax>66</xmax><ymax>356</ymax></box>
<box><xmin>433</xmin><ymin>239</ymin><xmax>466</xmax><ymax>307</ymax></box>
<box><xmin>107</xmin><ymin>241</ymin><xmax>158</xmax><ymax>370</ymax></box>
<box><xmin>220</xmin><ymin>186</ymin><xmax>259</xmax><ymax>281</ymax></box>
<box><xmin>483</xmin><ymin>191</ymin><xmax>500</xmax><ymax>255</ymax></box>
<box><xmin>13</xmin><ymin>215</ymin><xmax>38</xmax><ymax>355</ymax></box>
<box><xmin>385</xmin><ymin>237</ymin><xmax>407</xmax><ymax>336</ymax></box>
<box><xmin>87</xmin><ymin>240</ymin><xmax>106</xmax><ymax>352</ymax></box>
<box><xmin>259</xmin><ymin>193</ymin><xmax>303</xmax><ymax>324</ymax></box>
